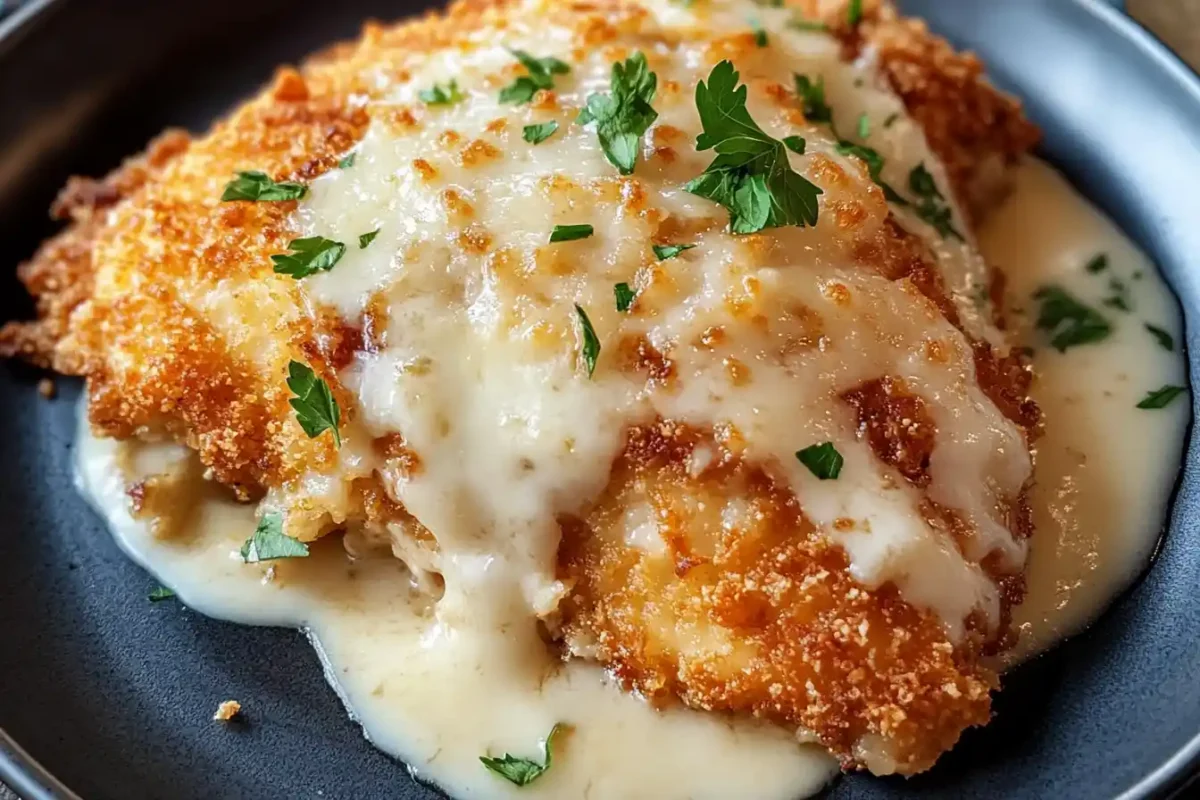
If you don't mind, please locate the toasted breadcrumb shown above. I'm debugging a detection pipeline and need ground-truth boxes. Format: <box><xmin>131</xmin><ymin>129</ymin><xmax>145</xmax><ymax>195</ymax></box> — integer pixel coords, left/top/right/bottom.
<box><xmin>37</xmin><ymin>378</ymin><xmax>56</xmax><ymax>399</ymax></box>
<box><xmin>213</xmin><ymin>700</ymin><xmax>242</xmax><ymax>722</ymax></box>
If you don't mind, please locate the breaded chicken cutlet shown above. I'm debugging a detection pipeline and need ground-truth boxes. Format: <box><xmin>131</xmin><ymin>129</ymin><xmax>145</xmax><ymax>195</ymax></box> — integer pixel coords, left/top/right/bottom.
<box><xmin>2</xmin><ymin>0</ymin><xmax>1040</xmax><ymax>777</ymax></box>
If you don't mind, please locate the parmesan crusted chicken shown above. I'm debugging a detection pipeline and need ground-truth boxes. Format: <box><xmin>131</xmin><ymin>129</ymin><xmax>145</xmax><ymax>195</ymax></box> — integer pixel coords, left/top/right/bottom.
<box><xmin>3</xmin><ymin>0</ymin><xmax>1040</xmax><ymax>778</ymax></box>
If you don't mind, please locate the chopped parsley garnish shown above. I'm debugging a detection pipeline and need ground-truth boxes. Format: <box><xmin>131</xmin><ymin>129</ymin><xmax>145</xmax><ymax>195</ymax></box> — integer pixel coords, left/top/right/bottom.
<box><xmin>574</xmin><ymin>304</ymin><xmax>600</xmax><ymax>378</ymax></box>
<box><xmin>1103</xmin><ymin>276</ymin><xmax>1132</xmax><ymax>312</ymax></box>
<box><xmin>286</xmin><ymin>360</ymin><xmax>341</xmax><ymax>446</ymax></box>
<box><xmin>1137</xmin><ymin>385</ymin><xmax>1187</xmax><ymax>410</ymax></box>
<box><xmin>796</xmin><ymin>442</ymin><xmax>843</xmax><ymax>480</ymax></box>
<box><xmin>1146</xmin><ymin>323</ymin><xmax>1175</xmax><ymax>352</ymax></box>
<box><xmin>500</xmin><ymin>50</ymin><xmax>570</xmax><ymax>105</ymax></box>
<box><xmin>419</xmin><ymin>80</ymin><xmax>465</xmax><ymax>106</ymax></box>
<box><xmin>847</xmin><ymin>0</ymin><xmax>863</xmax><ymax>26</ymax></box>
<box><xmin>782</xmin><ymin>135</ymin><xmax>806</xmax><ymax>154</ymax></box>
<box><xmin>1032</xmin><ymin>286</ymin><xmax>1113</xmax><ymax>352</ymax></box>
<box><xmin>789</xmin><ymin>18</ymin><xmax>827</xmax><ymax>32</ymax></box>
<box><xmin>576</xmin><ymin>52</ymin><xmax>658</xmax><ymax>176</ymax></box>
<box><xmin>837</xmin><ymin>141</ymin><xmax>906</xmax><ymax>204</ymax></box>
<box><xmin>522</xmin><ymin>121</ymin><xmax>560</xmax><ymax>145</ymax></box>
<box><xmin>750</xmin><ymin>18</ymin><xmax>768</xmax><ymax>47</ymax></box>
<box><xmin>148</xmin><ymin>586</ymin><xmax>176</xmax><ymax>602</ymax></box>
<box><xmin>685</xmin><ymin>61</ymin><xmax>823</xmax><ymax>234</ymax></box>
<box><xmin>794</xmin><ymin>74</ymin><xmax>833</xmax><ymax>124</ymax></box>
<box><xmin>240</xmin><ymin>512</ymin><xmax>310</xmax><ymax>563</ymax></box>
<box><xmin>549</xmin><ymin>224</ymin><xmax>594</xmax><ymax>243</ymax></box>
<box><xmin>614</xmin><ymin>282</ymin><xmax>636</xmax><ymax>312</ymax></box>
<box><xmin>908</xmin><ymin>163</ymin><xmax>963</xmax><ymax>240</ymax></box>
<box><xmin>480</xmin><ymin>724</ymin><xmax>563</xmax><ymax>787</ymax></box>
<box><xmin>221</xmin><ymin>171</ymin><xmax>307</xmax><ymax>202</ymax></box>
<box><xmin>653</xmin><ymin>243</ymin><xmax>696</xmax><ymax>260</ymax></box>
<box><xmin>338</xmin><ymin>152</ymin><xmax>357</xmax><ymax>169</ymax></box>
<box><xmin>1085</xmin><ymin>254</ymin><xmax>1109</xmax><ymax>274</ymax></box>
<box><xmin>271</xmin><ymin>236</ymin><xmax>346</xmax><ymax>279</ymax></box>
<box><xmin>359</xmin><ymin>229</ymin><xmax>380</xmax><ymax>249</ymax></box>
<box><xmin>856</xmin><ymin>113</ymin><xmax>870</xmax><ymax>139</ymax></box>
<box><xmin>883</xmin><ymin>112</ymin><xmax>899</xmax><ymax>129</ymax></box>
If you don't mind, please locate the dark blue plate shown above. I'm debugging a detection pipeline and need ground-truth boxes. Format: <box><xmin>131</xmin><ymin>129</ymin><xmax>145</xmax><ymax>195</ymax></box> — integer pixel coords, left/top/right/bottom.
<box><xmin>1</xmin><ymin>0</ymin><xmax>1198</xmax><ymax>797</ymax></box>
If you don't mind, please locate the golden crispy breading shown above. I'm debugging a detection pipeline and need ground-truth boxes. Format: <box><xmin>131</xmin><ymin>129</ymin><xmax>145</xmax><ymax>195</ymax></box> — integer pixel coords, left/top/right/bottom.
<box><xmin>558</xmin><ymin>421</ymin><xmax>995</xmax><ymax>775</ymax></box>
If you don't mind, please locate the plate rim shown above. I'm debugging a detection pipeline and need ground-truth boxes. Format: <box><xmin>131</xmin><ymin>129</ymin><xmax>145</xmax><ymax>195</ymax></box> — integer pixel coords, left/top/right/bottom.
<box><xmin>1</xmin><ymin>0</ymin><xmax>1198</xmax><ymax>798</ymax></box>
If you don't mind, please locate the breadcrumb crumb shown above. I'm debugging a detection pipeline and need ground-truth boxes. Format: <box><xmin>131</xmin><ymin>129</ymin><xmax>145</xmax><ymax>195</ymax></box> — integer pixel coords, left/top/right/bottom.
<box><xmin>213</xmin><ymin>700</ymin><xmax>242</xmax><ymax>722</ymax></box>
<box><xmin>37</xmin><ymin>378</ymin><xmax>56</xmax><ymax>399</ymax></box>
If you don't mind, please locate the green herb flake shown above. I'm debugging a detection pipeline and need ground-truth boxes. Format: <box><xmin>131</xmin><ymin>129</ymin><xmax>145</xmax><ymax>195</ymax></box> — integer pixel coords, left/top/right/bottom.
<box><xmin>148</xmin><ymin>586</ymin><xmax>176</xmax><ymax>602</ymax></box>
<box><xmin>1103</xmin><ymin>276</ymin><xmax>1132</xmax><ymax>313</ymax></box>
<box><xmin>750</xmin><ymin>18</ymin><xmax>768</xmax><ymax>47</ymax></box>
<box><xmin>782</xmin><ymin>135</ymin><xmax>806</xmax><ymax>155</ymax></box>
<box><xmin>614</xmin><ymin>282</ymin><xmax>636</xmax><ymax>312</ymax></box>
<box><xmin>796</xmin><ymin>442</ymin><xmax>843</xmax><ymax>480</ymax></box>
<box><xmin>338</xmin><ymin>152</ymin><xmax>357</xmax><ymax>169</ymax></box>
<box><xmin>907</xmin><ymin>163</ymin><xmax>962</xmax><ymax>240</ymax></box>
<box><xmin>419</xmin><ymin>79</ymin><xmax>465</xmax><ymax>107</ymax></box>
<box><xmin>794</xmin><ymin>73</ymin><xmax>833</xmax><ymax>124</ymax></box>
<box><xmin>883</xmin><ymin>112</ymin><xmax>899</xmax><ymax>129</ymax></box>
<box><xmin>788</xmin><ymin>18</ymin><xmax>827</xmax><ymax>32</ymax></box>
<box><xmin>837</xmin><ymin>141</ymin><xmax>907</xmax><ymax>205</ymax></box>
<box><xmin>856</xmin><ymin>113</ymin><xmax>870</xmax><ymax>139</ymax></box>
<box><xmin>221</xmin><ymin>171</ymin><xmax>307</xmax><ymax>202</ymax></box>
<box><xmin>271</xmin><ymin>236</ymin><xmax>346</xmax><ymax>279</ymax></box>
<box><xmin>1085</xmin><ymin>254</ymin><xmax>1109</xmax><ymax>274</ymax></box>
<box><xmin>240</xmin><ymin>512</ymin><xmax>310</xmax><ymax>564</ymax></box>
<box><xmin>685</xmin><ymin>61</ymin><xmax>823</xmax><ymax>234</ymax></box>
<box><xmin>286</xmin><ymin>360</ymin><xmax>342</xmax><ymax>446</ymax></box>
<box><xmin>908</xmin><ymin>162</ymin><xmax>942</xmax><ymax>200</ymax></box>
<box><xmin>480</xmin><ymin>724</ymin><xmax>564</xmax><ymax>787</ymax></box>
<box><xmin>500</xmin><ymin>50</ymin><xmax>570</xmax><ymax>105</ymax></box>
<box><xmin>1137</xmin><ymin>385</ymin><xmax>1187</xmax><ymax>410</ymax></box>
<box><xmin>359</xmin><ymin>229</ymin><xmax>380</xmax><ymax>249</ymax></box>
<box><xmin>574</xmin><ymin>304</ymin><xmax>600</xmax><ymax>378</ymax></box>
<box><xmin>522</xmin><ymin>121</ymin><xmax>560</xmax><ymax>145</ymax></box>
<box><xmin>1032</xmin><ymin>286</ymin><xmax>1113</xmax><ymax>352</ymax></box>
<box><xmin>653</xmin><ymin>243</ymin><xmax>696</xmax><ymax>260</ymax></box>
<box><xmin>576</xmin><ymin>52</ymin><xmax>658</xmax><ymax>175</ymax></box>
<box><xmin>847</xmin><ymin>0</ymin><xmax>863</xmax><ymax>26</ymax></box>
<box><xmin>549</xmin><ymin>224</ymin><xmax>594</xmax><ymax>243</ymax></box>
<box><xmin>1145</xmin><ymin>323</ymin><xmax>1175</xmax><ymax>352</ymax></box>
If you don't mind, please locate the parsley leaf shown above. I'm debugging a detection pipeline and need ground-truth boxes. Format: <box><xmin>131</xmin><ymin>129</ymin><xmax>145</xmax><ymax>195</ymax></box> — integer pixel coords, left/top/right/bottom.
<box><xmin>271</xmin><ymin>236</ymin><xmax>346</xmax><ymax>279</ymax></box>
<box><xmin>1137</xmin><ymin>385</ymin><xmax>1187</xmax><ymax>410</ymax></box>
<box><xmin>359</xmin><ymin>229</ymin><xmax>380</xmax><ymax>249</ymax></box>
<box><xmin>419</xmin><ymin>80</ymin><xmax>465</xmax><ymax>106</ymax></box>
<box><xmin>856</xmin><ymin>113</ymin><xmax>870</xmax><ymax>139</ymax></box>
<box><xmin>847</xmin><ymin>0</ymin><xmax>863</xmax><ymax>26</ymax></box>
<box><xmin>221</xmin><ymin>171</ymin><xmax>307</xmax><ymax>202</ymax></box>
<box><xmin>287</xmin><ymin>360</ymin><xmax>342</xmax><ymax>446</ymax></box>
<box><xmin>480</xmin><ymin>724</ymin><xmax>564</xmax><ymax>787</ymax></box>
<box><xmin>1103</xmin><ymin>276</ymin><xmax>1132</xmax><ymax>312</ymax></box>
<box><xmin>685</xmin><ymin>61</ymin><xmax>823</xmax><ymax>234</ymax></box>
<box><xmin>338</xmin><ymin>152</ymin><xmax>357</xmax><ymax>169</ymax></box>
<box><xmin>1085</xmin><ymin>254</ymin><xmax>1109</xmax><ymax>274</ymax></box>
<box><xmin>796</xmin><ymin>442</ymin><xmax>843</xmax><ymax>480</ymax></box>
<box><xmin>782</xmin><ymin>135</ymin><xmax>806</xmax><ymax>154</ymax></box>
<box><xmin>883</xmin><ymin>112</ymin><xmax>899</xmax><ymax>129</ymax></box>
<box><xmin>523</xmin><ymin>121</ymin><xmax>560</xmax><ymax>145</ymax></box>
<box><xmin>500</xmin><ymin>50</ymin><xmax>570</xmax><ymax>105</ymax></box>
<box><xmin>1146</xmin><ymin>323</ymin><xmax>1175</xmax><ymax>352</ymax></box>
<box><xmin>614</xmin><ymin>282</ymin><xmax>636</xmax><ymax>312</ymax></box>
<box><xmin>550</xmin><ymin>224</ymin><xmax>593</xmax><ymax>243</ymax></box>
<box><xmin>789</xmin><ymin>18</ymin><xmax>828</xmax><ymax>32</ymax></box>
<box><xmin>908</xmin><ymin>163</ymin><xmax>962</xmax><ymax>240</ymax></box>
<box><xmin>794</xmin><ymin>74</ymin><xmax>833</xmax><ymax>124</ymax></box>
<box><xmin>240</xmin><ymin>512</ymin><xmax>310</xmax><ymax>563</ymax></box>
<box><xmin>653</xmin><ymin>243</ymin><xmax>696</xmax><ymax>260</ymax></box>
<box><xmin>1032</xmin><ymin>286</ymin><xmax>1113</xmax><ymax>352</ymax></box>
<box><xmin>148</xmin><ymin>586</ymin><xmax>176</xmax><ymax>602</ymax></box>
<box><xmin>576</xmin><ymin>52</ymin><xmax>658</xmax><ymax>176</ymax></box>
<box><xmin>574</xmin><ymin>304</ymin><xmax>600</xmax><ymax>377</ymax></box>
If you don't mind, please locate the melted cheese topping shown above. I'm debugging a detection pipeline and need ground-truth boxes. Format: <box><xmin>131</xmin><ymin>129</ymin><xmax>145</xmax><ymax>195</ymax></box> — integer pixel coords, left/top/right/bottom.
<box><xmin>276</xmin><ymin>0</ymin><xmax>1025</xmax><ymax>643</ymax></box>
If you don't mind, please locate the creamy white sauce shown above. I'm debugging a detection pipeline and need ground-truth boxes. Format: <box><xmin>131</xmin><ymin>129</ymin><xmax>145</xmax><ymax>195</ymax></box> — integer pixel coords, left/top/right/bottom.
<box><xmin>71</xmin><ymin>156</ymin><xmax>1188</xmax><ymax>798</ymax></box>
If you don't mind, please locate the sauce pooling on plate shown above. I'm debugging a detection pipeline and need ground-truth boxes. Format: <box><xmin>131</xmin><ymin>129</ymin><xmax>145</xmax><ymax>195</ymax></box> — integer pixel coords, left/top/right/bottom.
<box><xmin>75</xmin><ymin>157</ymin><xmax>1187</xmax><ymax>799</ymax></box>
